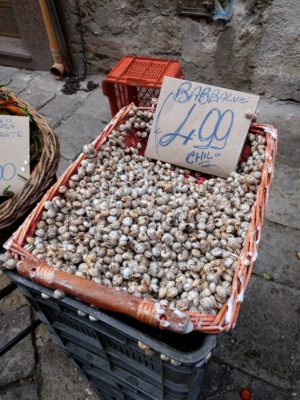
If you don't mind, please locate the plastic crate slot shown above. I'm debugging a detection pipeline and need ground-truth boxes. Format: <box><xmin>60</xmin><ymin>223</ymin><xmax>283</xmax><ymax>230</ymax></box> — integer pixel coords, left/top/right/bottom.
<box><xmin>114</xmin><ymin>83</ymin><xmax>129</xmax><ymax>111</ymax></box>
<box><xmin>165</xmin><ymin>361</ymin><xmax>197</xmax><ymax>376</ymax></box>
<box><xmin>111</xmin><ymin>367</ymin><xmax>161</xmax><ymax>400</ymax></box>
<box><xmin>92</xmin><ymin>376</ymin><xmax>156</xmax><ymax>400</ymax></box>
<box><xmin>66</xmin><ymin>342</ymin><xmax>107</xmax><ymax>366</ymax></box>
<box><xmin>122</xmin><ymin>389</ymin><xmax>151</xmax><ymax>400</ymax></box>
<box><xmin>144</xmin><ymin>357</ymin><xmax>153</xmax><ymax>369</ymax></box>
<box><xmin>105</xmin><ymin>350</ymin><xmax>162</xmax><ymax>389</ymax></box>
<box><xmin>163</xmin><ymin>375</ymin><xmax>191</xmax><ymax>394</ymax></box>
<box><xmin>17</xmin><ymin>284</ymin><xmax>34</xmax><ymax>299</ymax></box>
<box><xmin>92</xmin><ymin>386</ymin><xmax>124</xmax><ymax>400</ymax></box>
<box><xmin>58</xmin><ymin>301</ymin><xmax>87</xmax><ymax>317</ymax></box>
<box><xmin>120</xmin><ymin>385</ymin><xmax>153</xmax><ymax>400</ymax></box>
<box><xmin>162</xmin><ymin>365</ymin><xmax>198</xmax><ymax>391</ymax></box>
<box><xmin>89</xmin><ymin>378</ymin><xmax>126</xmax><ymax>400</ymax></box>
<box><xmin>137</xmin><ymin>86</ymin><xmax>160</xmax><ymax>108</ymax></box>
<box><xmin>76</xmin><ymin>355</ymin><xmax>160</xmax><ymax>399</ymax></box>
<box><xmin>107</xmin><ymin>342</ymin><xmax>133</xmax><ymax>359</ymax></box>
<box><xmin>125</xmin><ymin>60</ymin><xmax>169</xmax><ymax>83</ymax></box>
<box><xmin>66</xmin><ymin>344</ymin><xmax>111</xmax><ymax>371</ymax></box>
<box><xmin>55</xmin><ymin>309</ymin><xmax>128</xmax><ymax>345</ymax></box>
<box><xmin>24</xmin><ymin>295</ymin><xmax>42</xmax><ymax>313</ymax></box>
<box><xmin>91</xmin><ymin>382</ymin><xmax>125</xmax><ymax>399</ymax></box>
<box><xmin>30</xmin><ymin>291</ymin><xmax>43</xmax><ymax>302</ymax></box>
<box><xmin>87</xmin><ymin>363</ymin><xmax>160</xmax><ymax>400</ymax></box>
<box><xmin>58</xmin><ymin>329</ymin><xmax>104</xmax><ymax>356</ymax></box>
<box><xmin>52</xmin><ymin>320</ymin><xmax>103</xmax><ymax>351</ymax></box>
<box><xmin>120</xmin><ymin>392</ymin><xmax>149</xmax><ymax>400</ymax></box>
<box><xmin>102</xmin><ymin>338</ymin><xmax>147</xmax><ymax>366</ymax></box>
<box><xmin>36</xmin><ymin>296</ymin><xmax>61</xmax><ymax>311</ymax></box>
<box><xmin>63</xmin><ymin>335</ymin><xmax>103</xmax><ymax>356</ymax></box>
<box><xmin>97</xmin><ymin>330</ymin><xmax>127</xmax><ymax>346</ymax></box>
<box><xmin>125</xmin><ymin>347</ymin><xmax>133</xmax><ymax>358</ymax></box>
<box><xmin>83</xmin><ymin>365</ymin><xmax>123</xmax><ymax>390</ymax></box>
<box><xmin>50</xmin><ymin>310</ymin><xmax>99</xmax><ymax>340</ymax></box>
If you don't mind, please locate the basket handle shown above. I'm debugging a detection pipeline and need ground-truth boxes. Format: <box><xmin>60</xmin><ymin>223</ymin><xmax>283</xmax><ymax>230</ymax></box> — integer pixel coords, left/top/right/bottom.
<box><xmin>17</xmin><ymin>260</ymin><xmax>194</xmax><ymax>334</ymax></box>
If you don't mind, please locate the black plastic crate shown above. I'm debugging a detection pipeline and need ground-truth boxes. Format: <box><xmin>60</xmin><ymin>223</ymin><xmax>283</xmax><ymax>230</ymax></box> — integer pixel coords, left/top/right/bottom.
<box><xmin>7</xmin><ymin>271</ymin><xmax>216</xmax><ymax>400</ymax></box>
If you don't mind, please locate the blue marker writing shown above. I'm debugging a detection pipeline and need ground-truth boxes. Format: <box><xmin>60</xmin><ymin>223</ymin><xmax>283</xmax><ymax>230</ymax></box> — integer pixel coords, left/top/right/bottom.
<box><xmin>193</xmin><ymin>108</ymin><xmax>234</xmax><ymax>150</ymax></box>
<box><xmin>173</xmin><ymin>81</ymin><xmax>249</xmax><ymax>105</ymax></box>
<box><xmin>0</xmin><ymin>163</ymin><xmax>17</xmax><ymax>182</ymax></box>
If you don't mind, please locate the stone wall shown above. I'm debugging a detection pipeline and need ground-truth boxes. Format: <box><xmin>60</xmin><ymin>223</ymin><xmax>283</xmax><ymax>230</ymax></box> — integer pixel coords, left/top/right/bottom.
<box><xmin>62</xmin><ymin>0</ymin><xmax>300</xmax><ymax>102</ymax></box>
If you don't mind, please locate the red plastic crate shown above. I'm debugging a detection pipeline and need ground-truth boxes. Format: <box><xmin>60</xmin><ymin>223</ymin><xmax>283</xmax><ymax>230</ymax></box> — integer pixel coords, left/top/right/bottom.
<box><xmin>102</xmin><ymin>55</ymin><xmax>184</xmax><ymax>116</ymax></box>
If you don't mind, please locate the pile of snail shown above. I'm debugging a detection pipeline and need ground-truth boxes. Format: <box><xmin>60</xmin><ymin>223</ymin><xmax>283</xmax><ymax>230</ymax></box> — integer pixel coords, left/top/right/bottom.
<box><xmin>2</xmin><ymin>107</ymin><xmax>266</xmax><ymax>315</ymax></box>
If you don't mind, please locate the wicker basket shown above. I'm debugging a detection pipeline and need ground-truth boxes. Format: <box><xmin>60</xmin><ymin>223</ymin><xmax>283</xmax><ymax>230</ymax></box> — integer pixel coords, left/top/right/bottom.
<box><xmin>0</xmin><ymin>88</ymin><xmax>60</xmax><ymax>233</ymax></box>
<box><xmin>7</xmin><ymin>104</ymin><xmax>277</xmax><ymax>334</ymax></box>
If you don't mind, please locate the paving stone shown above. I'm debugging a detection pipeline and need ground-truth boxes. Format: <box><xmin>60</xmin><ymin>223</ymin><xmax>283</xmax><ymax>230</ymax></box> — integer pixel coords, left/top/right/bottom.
<box><xmin>80</xmin><ymin>73</ymin><xmax>105</xmax><ymax>89</ymax></box>
<box><xmin>0</xmin><ymin>273</ymin><xmax>13</xmax><ymax>291</ymax></box>
<box><xmin>38</xmin><ymin>330</ymin><xmax>98</xmax><ymax>400</ymax></box>
<box><xmin>0</xmin><ymin>274</ymin><xmax>28</xmax><ymax>314</ymax></box>
<box><xmin>5</xmin><ymin>70</ymin><xmax>47</xmax><ymax>95</ymax></box>
<box><xmin>4</xmin><ymin>71</ymin><xmax>33</xmax><ymax>94</ymax></box>
<box><xmin>57</xmin><ymin>156</ymin><xmax>73</xmax><ymax>178</ymax></box>
<box><xmin>54</xmin><ymin>114</ymin><xmax>106</xmax><ymax>159</ymax></box>
<box><xmin>254</xmin><ymin>219</ymin><xmax>300</xmax><ymax>290</ymax></box>
<box><xmin>199</xmin><ymin>361</ymin><xmax>291</xmax><ymax>400</ymax></box>
<box><xmin>215</xmin><ymin>276</ymin><xmax>300</xmax><ymax>389</ymax></box>
<box><xmin>266</xmin><ymin>163</ymin><xmax>300</xmax><ymax>230</ymax></box>
<box><xmin>33</xmin><ymin>321</ymin><xmax>49</xmax><ymax>348</ymax></box>
<box><xmin>39</xmin><ymin>92</ymin><xmax>88</xmax><ymax>126</ymax></box>
<box><xmin>27</xmin><ymin>72</ymin><xmax>64</xmax><ymax>94</ymax></box>
<box><xmin>199</xmin><ymin>362</ymin><xmax>250</xmax><ymax>400</ymax></box>
<box><xmin>0</xmin><ymin>383</ymin><xmax>39</xmax><ymax>400</ymax></box>
<box><xmin>40</xmin><ymin>114</ymin><xmax>60</xmax><ymax>130</ymax></box>
<box><xmin>0</xmin><ymin>66</ymin><xmax>18</xmax><ymax>82</ymax></box>
<box><xmin>250</xmin><ymin>379</ymin><xmax>293</xmax><ymax>400</ymax></box>
<box><xmin>74</xmin><ymin>86</ymin><xmax>111</xmax><ymax>122</ymax></box>
<box><xmin>19</xmin><ymin>87</ymin><xmax>55</xmax><ymax>110</ymax></box>
<box><xmin>258</xmin><ymin>99</ymin><xmax>300</xmax><ymax>168</ymax></box>
<box><xmin>0</xmin><ymin>306</ymin><xmax>36</xmax><ymax>386</ymax></box>
<box><xmin>291</xmin><ymin>334</ymin><xmax>300</xmax><ymax>398</ymax></box>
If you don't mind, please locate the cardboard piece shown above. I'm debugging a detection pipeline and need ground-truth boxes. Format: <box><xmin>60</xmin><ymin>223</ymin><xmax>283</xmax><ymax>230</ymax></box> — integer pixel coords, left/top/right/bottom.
<box><xmin>0</xmin><ymin>115</ymin><xmax>30</xmax><ymax>194</ymax></box>
<box><xmin>145</xmin><ymin>77</ymin><xmax>259</xmax><ymax>178</ymax></box>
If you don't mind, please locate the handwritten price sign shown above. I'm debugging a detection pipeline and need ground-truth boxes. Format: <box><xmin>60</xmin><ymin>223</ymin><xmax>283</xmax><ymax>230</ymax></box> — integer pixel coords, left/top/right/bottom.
<box><xmin>145</xmin><ymin>77</ymin><xmax>259</xmax><ymax>178</ymax></box>
<box><xmin>0</xmin><ymin>115</ymin><xmax>29</xmax><ymax>194</ymax></box>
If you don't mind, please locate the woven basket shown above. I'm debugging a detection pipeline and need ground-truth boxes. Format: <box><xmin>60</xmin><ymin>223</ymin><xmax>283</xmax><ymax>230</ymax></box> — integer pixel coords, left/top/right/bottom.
<box><xmin>7</xmin><ymin>104</ymin><xmax>277</xmax><ymax>334</ymax></box>
<box><xmin>0</xmin><ymin>88</ymin><xmax>60</xmax><ymax>232</ymax></box>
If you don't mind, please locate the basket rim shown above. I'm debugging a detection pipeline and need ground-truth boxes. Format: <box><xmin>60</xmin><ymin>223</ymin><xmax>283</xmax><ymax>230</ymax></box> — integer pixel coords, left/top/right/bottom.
<box><xmin>6</xmin><ymin>104</ymin><xmax>278</xmax><ymax>334</ymax></box>
<box><xmin>0</xmin><ymin>88</ymin><xmax>60</xmax><ymax>229</ymax></box>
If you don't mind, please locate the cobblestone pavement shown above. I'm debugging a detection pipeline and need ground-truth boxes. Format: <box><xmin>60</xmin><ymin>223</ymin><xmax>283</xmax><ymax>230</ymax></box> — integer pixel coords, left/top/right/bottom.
<box><xmin>0</xmin><ymin>66</ymin><xmax>299</xmax><ymax>400</ymax></box>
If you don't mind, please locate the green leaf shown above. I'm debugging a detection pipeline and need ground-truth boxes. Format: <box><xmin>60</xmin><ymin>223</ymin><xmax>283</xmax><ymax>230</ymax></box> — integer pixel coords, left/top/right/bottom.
<box><xmin>0</xmin><ymin>78</ymin><xmax>12</xmax><ymax>88</ymax></box>
<box><xmin>2</xmin><ymin>185</ymin><xmax>14</xmax><ymax>198</ymax></box>
<box><xmin>263</xmin><ymin>272</ymin><xmax>272</xmax><ymax>281</ymax></box>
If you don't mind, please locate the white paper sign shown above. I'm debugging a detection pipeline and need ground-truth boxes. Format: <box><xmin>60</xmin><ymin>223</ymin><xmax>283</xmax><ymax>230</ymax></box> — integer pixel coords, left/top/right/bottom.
<box><xmin>145</xmin><ymin>77</ymin><xmax>259</xmax><ymax>178</ymax></box>
<box><xmin>0</xmin><ymin>115</ymin><xmax>30</xmax><ymax>194</ymax></box>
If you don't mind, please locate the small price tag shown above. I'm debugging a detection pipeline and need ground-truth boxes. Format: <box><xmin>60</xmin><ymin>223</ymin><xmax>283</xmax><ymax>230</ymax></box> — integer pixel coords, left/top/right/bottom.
<box><xmin>0</xmin><ymin>115</ymin><xmax>30</xmax><ymax>194</ymax></box>
<box><xmin>145</xmin><ymin>77</ymin><xmax>259</xmax><ymax>178</ymax></box>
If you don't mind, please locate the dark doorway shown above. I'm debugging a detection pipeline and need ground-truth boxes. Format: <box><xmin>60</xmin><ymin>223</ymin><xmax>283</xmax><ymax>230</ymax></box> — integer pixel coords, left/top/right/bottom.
<box><xmin>0</xmin><ymin>0</ymin><xmax>52</xmax><ymax>70</ymax></box>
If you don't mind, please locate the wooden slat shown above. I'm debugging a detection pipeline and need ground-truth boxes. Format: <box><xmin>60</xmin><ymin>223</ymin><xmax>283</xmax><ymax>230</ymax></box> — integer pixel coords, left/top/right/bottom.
<box><xmin>0</xmin><ymin>0</ymin><xmax>12</xmax><ymax>8</ymax></box>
